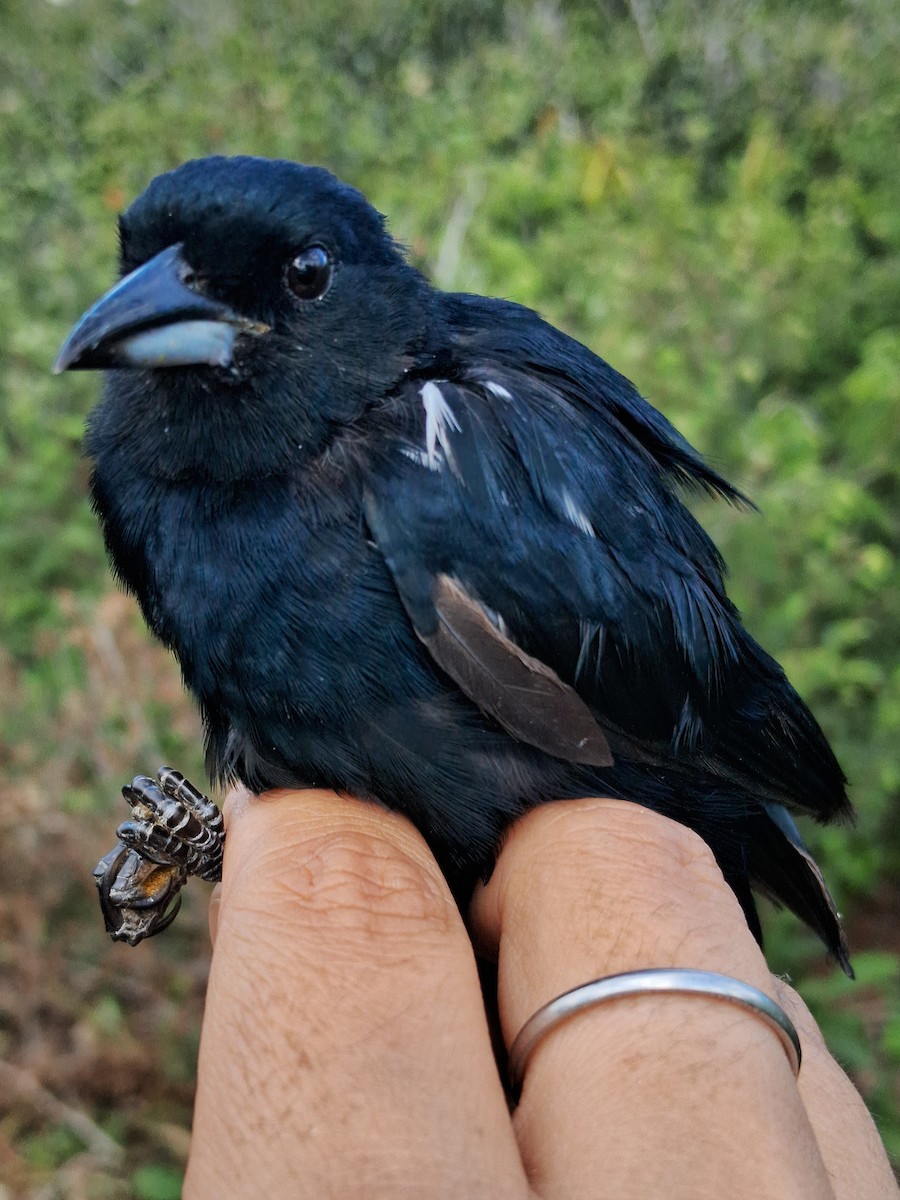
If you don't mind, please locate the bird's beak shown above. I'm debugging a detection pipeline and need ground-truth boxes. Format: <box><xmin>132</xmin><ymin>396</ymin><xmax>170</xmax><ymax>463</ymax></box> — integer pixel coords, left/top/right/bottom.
<box><xmin>54</xmin><ymin>243</ymin><xmax>268</xmax><ymax>373</ymax></box>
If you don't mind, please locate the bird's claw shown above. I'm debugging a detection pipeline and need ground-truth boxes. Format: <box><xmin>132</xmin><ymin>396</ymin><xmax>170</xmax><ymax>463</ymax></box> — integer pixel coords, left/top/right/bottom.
<box><xmin>93</xmin><ymin>843</ymin><xmax>186</xmax><ymax>945</ymax></box>
<box><xmin>93</xmin><ymin>767</ymin><xmax>225</xmax><ymax>945</ymax></box>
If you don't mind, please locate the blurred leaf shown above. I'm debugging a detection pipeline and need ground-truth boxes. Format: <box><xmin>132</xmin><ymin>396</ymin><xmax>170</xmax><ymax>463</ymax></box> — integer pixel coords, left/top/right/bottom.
<box><xmin>131</xmin><ymin>1164</ymin><xmax>184</xmax><ymax>1200</ymax></box>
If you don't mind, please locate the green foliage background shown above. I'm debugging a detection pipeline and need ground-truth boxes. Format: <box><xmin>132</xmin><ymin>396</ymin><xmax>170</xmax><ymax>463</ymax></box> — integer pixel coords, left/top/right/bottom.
<box><xmin>1</xmin><ymin>0</ymin><xmax>898</xmax><ymax>1192</ymax></box>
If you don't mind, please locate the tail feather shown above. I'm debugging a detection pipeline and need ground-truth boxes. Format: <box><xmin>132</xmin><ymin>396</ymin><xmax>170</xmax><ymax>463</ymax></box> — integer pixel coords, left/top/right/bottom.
<box><xmin>750</xmin><ymin>803</ymin><xmax>853</xmax><ymax>978</ymax></box>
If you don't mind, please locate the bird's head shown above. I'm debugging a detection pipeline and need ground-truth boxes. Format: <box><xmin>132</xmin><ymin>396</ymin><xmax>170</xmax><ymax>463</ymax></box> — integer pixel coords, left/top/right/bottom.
<box><xmin>56</xmin><ymin>157</ymin><xmax>433</xmax><ymax>475</ymax></box>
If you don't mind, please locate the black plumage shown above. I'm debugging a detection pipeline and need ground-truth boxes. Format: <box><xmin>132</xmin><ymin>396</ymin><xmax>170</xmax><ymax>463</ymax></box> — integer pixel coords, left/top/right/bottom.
<box><xmin>56</xmin><ymin>156</ymin><xmax>852</xmax><ymax>972</ymax></box>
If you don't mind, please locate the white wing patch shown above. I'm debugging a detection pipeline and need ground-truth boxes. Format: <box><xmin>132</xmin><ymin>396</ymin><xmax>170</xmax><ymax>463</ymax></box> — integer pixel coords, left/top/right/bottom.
<box><xmin>561</xmin><ymin>488</ymin><xmax>595</xmax><ymax>537</ymax></box>
<box><xmin>575</xmin><ymin>619</ymin><xmax>606</xmax><ymax>682</ymax></box>
<box><xmin>481</xmin><ymin>602</ymin><xmax>511</xmax><ymax>638</ymax></box>
<box><xmin>484</xmin><ymin>380</ymin><xmax>512</xmax><ymax>400</ymax></box>
<box><xmin>420</xmin><ymin>381</ymin><xmax>461</xmax><ymax>471</ymax></box>
<box><xmin>401</xmin><ymin>446</ymin><xmax>432</xmax><ymax>468</ymax></box>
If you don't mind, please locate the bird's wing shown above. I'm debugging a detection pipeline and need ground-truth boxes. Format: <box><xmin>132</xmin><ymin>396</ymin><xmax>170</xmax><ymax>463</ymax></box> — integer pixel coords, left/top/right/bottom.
<box><xmin>364</xmin><ymin>350</ymin><xmax>848</xmax><ymax>821</ymax></box>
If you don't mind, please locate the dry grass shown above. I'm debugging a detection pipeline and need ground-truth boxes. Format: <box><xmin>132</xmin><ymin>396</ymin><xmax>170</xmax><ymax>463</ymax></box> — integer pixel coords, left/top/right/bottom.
<box><xmin>1</xmin><ymin>594</ymin><xmax>209</xmax><ymax>1198</ymax></box>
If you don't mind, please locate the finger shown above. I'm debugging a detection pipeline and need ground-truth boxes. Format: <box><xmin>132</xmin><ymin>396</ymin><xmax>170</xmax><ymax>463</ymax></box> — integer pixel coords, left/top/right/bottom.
<box><xmin>471</xmin><ymin>799</ymin><xmax>833</xmax><ymax>1200</ymax></box>
<box><xmin>206</xmin><ymin>783</ymin><xmax>252</xmax><ymax>948</ymax></box>
<box><xmin>207</xmin><ymin>883</ymin><xmax>221</xmax><ymax>945</ymax></box>
<box><xmin>185</xmin><ymin>789</ymin><xmax>526</xmax><ymax>1200</ymax></box>
<box><xmin>777</xmin><ymin>984</ymin><xmax>898</xmax><ymax>1200</ymax></box>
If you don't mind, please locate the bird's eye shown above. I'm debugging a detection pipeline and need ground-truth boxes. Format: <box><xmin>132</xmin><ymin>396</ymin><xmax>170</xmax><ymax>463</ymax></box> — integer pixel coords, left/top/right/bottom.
<box><xmin>286</xmin><ymin>246</ymin><xmax>333</xmax><ymax>301</ymax></box>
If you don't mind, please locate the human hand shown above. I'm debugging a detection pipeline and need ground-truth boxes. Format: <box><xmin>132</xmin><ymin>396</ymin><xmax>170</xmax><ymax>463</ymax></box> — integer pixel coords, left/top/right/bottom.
<box><xmin>184</xmin><ymin>791</ymin><xmax>897</xmax><ymax>1199</ymax></box>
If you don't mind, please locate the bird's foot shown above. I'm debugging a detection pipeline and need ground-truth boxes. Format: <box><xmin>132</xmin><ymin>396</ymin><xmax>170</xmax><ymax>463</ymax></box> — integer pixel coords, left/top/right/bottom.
<box><xmin>93</xmin><ymin>767</ymin><xmax>225</xmax><ymax>946</ymax></box>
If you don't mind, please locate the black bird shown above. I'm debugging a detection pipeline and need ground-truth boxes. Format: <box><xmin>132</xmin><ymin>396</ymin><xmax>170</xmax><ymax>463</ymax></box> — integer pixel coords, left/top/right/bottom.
<box><xmin>56</xmin><ymin>155</ymin><xmax>852</xmax><ymax>972</ymax></box>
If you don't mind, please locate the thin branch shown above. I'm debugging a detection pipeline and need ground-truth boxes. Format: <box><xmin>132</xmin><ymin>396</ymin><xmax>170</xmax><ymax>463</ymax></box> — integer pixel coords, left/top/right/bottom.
<box><xmin>433</xmin><ymin>178</ymin><xmax>485</xmax><ymax>291</ymax></box>
<box><xmin>0</xmin><ymin>1060</ymin><xmax>122</xmax><ymax>1163</ymax></box>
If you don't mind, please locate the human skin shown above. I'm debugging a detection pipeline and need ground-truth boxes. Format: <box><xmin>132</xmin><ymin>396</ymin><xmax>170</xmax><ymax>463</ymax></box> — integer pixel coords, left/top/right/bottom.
<box><xmin>184</xmin><ymin>791</ymin><xmax>898</xmax><ymax>1199</ymax></box>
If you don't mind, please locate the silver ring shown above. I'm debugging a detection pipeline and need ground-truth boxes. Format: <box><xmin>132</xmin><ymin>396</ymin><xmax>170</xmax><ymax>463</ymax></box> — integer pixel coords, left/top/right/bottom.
<box><xmin>508</xmin><ymin>968</ymin><xmax>801</xmax><ymax>1095</ymax></box>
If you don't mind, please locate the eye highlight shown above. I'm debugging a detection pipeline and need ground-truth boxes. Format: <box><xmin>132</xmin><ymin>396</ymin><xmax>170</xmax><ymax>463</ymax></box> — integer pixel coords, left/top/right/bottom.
<box><xmin>286</xmin><ymin>245</ymin><xmax>333</xmax><ymax>301</ymax></box>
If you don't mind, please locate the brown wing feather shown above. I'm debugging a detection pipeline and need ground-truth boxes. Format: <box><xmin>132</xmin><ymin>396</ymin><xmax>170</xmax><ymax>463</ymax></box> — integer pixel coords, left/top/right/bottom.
<box><xmin>422</xmin><ymin>575</ymin><xmax>613</xmax><ymax>766</ymax></box>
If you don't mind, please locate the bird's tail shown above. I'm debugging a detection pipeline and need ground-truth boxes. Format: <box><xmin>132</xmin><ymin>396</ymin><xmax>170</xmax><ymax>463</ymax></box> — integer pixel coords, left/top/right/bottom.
<box><xmin>746</xmin><ymin>803</ymin><xmax>853</xmax><ymax>978</ymax></box>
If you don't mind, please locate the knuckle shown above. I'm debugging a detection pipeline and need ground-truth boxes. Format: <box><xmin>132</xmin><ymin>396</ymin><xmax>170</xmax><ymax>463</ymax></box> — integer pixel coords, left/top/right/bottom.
<box><xmin>523</xmin><ymin>797</ymin><xmax>723</xmax><ymax>878</ymax></box>
<box><xmin>499</xmin><ymin>798</ymin><xmax>732</xmax><ymax>921</ymax></box>
<box><xmin>262</xmin><ymin>824</ymin><xmax>457</xmax><ymax>945</ymax></box>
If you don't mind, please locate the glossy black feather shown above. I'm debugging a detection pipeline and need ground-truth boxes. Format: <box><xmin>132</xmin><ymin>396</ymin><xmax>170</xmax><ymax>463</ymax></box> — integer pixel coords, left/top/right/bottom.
<box><xmin>77</xmin><ymin>156</ymin><xmax>852</xmax><ymax>971</ymax></box>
